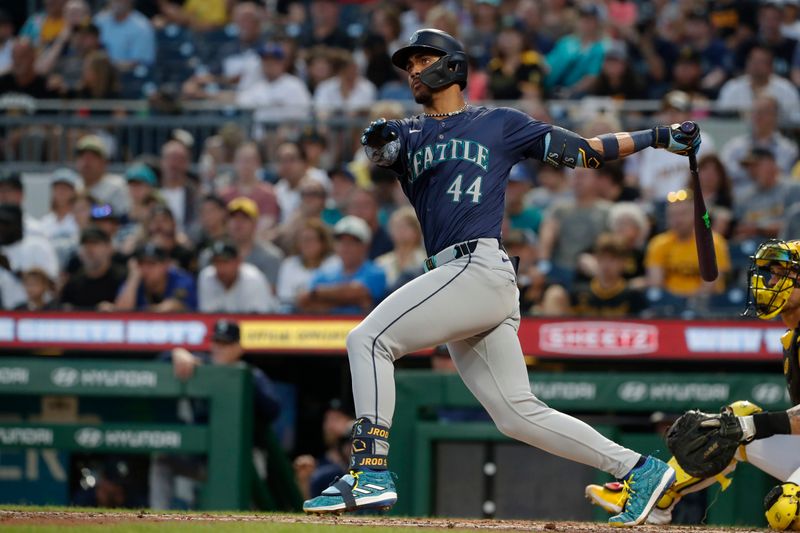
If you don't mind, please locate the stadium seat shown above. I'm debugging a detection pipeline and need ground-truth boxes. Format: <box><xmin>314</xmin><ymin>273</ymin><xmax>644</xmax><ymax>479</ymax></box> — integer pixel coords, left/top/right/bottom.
<box><xmin>119</xmin><ymin>65</ymin><xmax>156</xmax><ymax>99</ymax></box>
<box><xmin>544</xmin><ymin>265</ymin><xmax>575</xmax><ymax>291</ymax></box>
<box><xmin>707</xmin><ymin>287</ymin><xmax>748</xmax><ymax>316</ymax></box>
<box><xmin>643</xmin><ymin>287</ymin><xmax>688</xmax><ymax>317</ymax></box>
<box><xmin>155</xmin><ymin>25</ymin><xmax>198</xmax><ymax>85</ymax></box>
<box><xmin>193</xmin><ymin>28</ymin><xmax>235</xmax><ymax>66</ymax></box>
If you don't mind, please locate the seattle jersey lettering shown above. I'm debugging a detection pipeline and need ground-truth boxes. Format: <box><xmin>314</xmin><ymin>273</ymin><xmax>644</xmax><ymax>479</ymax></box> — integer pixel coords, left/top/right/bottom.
<box><xmin>407</xmin><ymin>138</ymin><xmax>489</xmax><ymax>182</ymax></box>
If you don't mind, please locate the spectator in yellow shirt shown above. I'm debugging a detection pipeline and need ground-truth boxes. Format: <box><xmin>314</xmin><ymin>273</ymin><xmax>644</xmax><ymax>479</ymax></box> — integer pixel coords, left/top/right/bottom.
<box><xmin>159</xmin><ymin>0</ymin><xmax>228</xmax><ymax>32</ymax></box>
<box><xmin>645</xmin><ymin>196</ymin><xmax>731</xmax><ymax>296</ymax></box>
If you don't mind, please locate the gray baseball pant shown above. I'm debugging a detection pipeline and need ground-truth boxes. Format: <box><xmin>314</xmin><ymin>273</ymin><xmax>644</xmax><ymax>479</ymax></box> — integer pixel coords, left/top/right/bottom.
<box><xmin>346</xmin><ymin>238</ymin><xmax>640</xmax><ymax>479</ymax></box>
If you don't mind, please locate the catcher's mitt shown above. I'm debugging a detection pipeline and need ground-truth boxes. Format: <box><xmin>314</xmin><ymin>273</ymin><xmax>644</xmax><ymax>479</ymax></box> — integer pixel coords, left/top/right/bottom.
<box><xmin>666</xmin><ymin>410</ymin><xmax>744</xmax><ymax>478</ymax></box>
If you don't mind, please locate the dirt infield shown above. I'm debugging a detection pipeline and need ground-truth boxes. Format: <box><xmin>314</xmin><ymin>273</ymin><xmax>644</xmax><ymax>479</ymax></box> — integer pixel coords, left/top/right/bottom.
<box><xmin>0</xmin><ymin>509</ymin><xmax>768</xmax><ymax>533</ymax></box>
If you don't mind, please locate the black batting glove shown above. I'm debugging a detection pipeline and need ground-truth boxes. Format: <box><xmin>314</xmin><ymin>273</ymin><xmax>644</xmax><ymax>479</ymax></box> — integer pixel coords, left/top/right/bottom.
<box><xmin>652</xmin><ymin>121</ymin><xmax>702</xmax><ymax>156</ymax></box>
<box><xmin>361</xmin><ymin>118</ymin><xmax>397</xmax><ymax>149</ymax></box>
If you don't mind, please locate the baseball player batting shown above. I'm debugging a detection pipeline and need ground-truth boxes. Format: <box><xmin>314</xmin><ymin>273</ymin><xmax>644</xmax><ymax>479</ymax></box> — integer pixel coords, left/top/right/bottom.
<box><xmin>303</xmin><ymin>29</ymin><xmax>701</xmax><ymax>526</ymax></box>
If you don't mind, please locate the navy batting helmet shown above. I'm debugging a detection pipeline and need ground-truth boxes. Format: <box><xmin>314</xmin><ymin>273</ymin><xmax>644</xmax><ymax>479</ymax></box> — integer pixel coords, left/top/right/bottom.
<box><xmin>391</xmin><ymin>29</ymin><xmax>468</xmax><ymax>90</ymax></box>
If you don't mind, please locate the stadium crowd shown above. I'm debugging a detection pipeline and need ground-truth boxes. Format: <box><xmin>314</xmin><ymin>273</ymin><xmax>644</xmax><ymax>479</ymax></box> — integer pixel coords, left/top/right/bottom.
<box><xmin>1</xmin><ymin>0</ymin><xmax>800</xmax><ymax>318</ymax></box>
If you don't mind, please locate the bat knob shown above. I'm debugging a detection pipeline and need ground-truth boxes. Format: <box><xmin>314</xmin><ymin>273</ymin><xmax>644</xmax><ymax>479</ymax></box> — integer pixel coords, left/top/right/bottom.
<box><xmin>679</xmin><ymin>121</ymin><xmax>697</xmax><ymax>135</ymax></box>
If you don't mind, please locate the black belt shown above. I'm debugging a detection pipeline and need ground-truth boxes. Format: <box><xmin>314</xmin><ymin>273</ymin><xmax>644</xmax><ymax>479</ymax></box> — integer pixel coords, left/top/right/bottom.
<box><xmin>423</xmin><ymin>240</ymin><xmax>479</xmax><ymax>272</ymax></box>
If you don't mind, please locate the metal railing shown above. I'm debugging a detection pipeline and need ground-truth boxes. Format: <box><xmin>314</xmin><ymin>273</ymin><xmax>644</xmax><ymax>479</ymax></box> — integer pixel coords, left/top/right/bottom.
<box><xmin>1</xmin><ymin>96</ymin><xmax>797</xmax><ymax>172</ymax></box>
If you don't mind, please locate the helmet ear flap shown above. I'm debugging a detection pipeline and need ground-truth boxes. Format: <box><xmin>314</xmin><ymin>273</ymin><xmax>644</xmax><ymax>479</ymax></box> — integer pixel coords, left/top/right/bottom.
<box><xmin>418</xmin><ymin>52</ymin><xmax>468</xmax><ymax>90</ymax></box>
<box><xmin>448</xmin><ymin>51</ymin><xmax>468</xmax><ymax>88</ymax></box>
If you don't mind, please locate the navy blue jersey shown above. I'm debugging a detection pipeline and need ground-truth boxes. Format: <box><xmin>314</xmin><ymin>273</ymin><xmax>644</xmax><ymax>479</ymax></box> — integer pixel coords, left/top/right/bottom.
<box><xmin>385</xmin><ymin>106</ymin><xmax>552</xmax><ymax>255</ymax></box>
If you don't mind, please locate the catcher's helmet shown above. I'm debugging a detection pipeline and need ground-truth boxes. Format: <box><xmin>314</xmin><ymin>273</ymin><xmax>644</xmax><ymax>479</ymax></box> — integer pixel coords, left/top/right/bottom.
<box><xmin>391</xmin><ymin>29</ymin><xmax>468</xmax><ymax>90</ymax></box>
<box><xmin>746</xmin><ymin>239</ymin><xmax>800</xmax><ymax>319</ymax></box>
<box><xmin>764</xmin><ymin>482</ymin><xmax>800</xmax><ymax>531</ymax></box>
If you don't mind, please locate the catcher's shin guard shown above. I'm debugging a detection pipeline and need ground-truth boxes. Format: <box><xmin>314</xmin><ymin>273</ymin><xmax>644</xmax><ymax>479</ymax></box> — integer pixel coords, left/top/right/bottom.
<box><xmin>662</xmin><ymin>456</ymin><xmax>736</xmax><ymax>504</ymax></box>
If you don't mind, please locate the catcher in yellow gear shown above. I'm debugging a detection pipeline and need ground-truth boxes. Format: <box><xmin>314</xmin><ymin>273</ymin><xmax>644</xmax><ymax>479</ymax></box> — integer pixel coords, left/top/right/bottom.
<box><xmin>585</xmin><ymin>400</ymin><xmax>760</xmax><ymax>525</ymax></box>
<box><xmin>587</xmin><ymin>240</ymin><xmax>800</xmax><ymax>529</ymax></box>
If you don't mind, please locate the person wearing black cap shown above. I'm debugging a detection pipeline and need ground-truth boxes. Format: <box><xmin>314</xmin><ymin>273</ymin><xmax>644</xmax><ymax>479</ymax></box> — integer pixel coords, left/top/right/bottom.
<box><xmin>114</xmin><ymin>242</ymin><xmax>197</xmax><ymax>312</ymax></box>
<box><xmin>669</xmin><ymin>47</ymin><xmax>709</xmax><ymax>104</ymax></box>
<box><xmin>60</xmin><ymin>226</ymin><xmax>128</xmax><ymax>310</ymax></box>
<box><xmin>88</xmin><ymin>203</ymin><xmax>122</xmax><ymax>246</ymax></box>
<box><xmin>0</xmin><ymin>172</ymin><xmax>44</xmax><ymax>238</ymax></box>
<box><xmin>151</xmin><ymin>318</ymin><xmax>281</xmax><ymax>509</ymax></box>
<box><xmin>733</xmin><ymin>148</ymin><xmax>800</xmax><ymax>242</ymax></box>
<box><xmin>198</xmin><ymin>240</ymin><xmax>276</xmax><ymax>313</ymax></box>
<box><xmin>0</xmin><ymin>203</ymin><xmax>59</xmax><ymax>286</ymax></box>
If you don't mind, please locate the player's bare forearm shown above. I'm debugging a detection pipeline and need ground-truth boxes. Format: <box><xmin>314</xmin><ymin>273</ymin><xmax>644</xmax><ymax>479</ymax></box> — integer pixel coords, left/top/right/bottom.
<box><xmin>585</xmin><ymin>132</ymin><xmax>648</xmax><ymax>160</ymax></box>
<box><xmin>789</xmin><ymin>404</ymin><xmax>800</xmax><ymax>434</ymax></box>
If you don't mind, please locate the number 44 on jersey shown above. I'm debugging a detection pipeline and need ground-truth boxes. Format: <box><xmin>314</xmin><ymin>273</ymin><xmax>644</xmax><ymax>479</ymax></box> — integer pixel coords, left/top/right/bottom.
<box><xmin>447</xmin><ymin>174</ymin><xmax>483</xmax><ymax>203</ymax></box>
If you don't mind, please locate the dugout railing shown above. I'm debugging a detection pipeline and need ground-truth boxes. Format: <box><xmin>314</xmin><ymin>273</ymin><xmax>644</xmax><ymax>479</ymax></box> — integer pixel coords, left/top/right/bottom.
<box><xmin>0</xmin><ymin>357</ymin><xmax>258</xmax><ymax>510</ymax></box>
<box><xmin>392</xmin><ymin>370</ymin><xmax>791</xmax><ymax>525</ymax></box>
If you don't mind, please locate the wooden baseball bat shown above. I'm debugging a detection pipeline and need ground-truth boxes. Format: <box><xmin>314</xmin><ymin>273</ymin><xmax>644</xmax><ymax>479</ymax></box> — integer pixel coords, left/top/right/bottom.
<box><xmin>681</xmin><ymin>121</ymin><xmax>718</xmax><ymax>282</ymax></box>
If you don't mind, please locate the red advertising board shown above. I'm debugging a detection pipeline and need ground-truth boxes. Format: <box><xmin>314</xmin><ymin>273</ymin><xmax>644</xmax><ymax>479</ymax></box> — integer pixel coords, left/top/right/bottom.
<box><xmin>0</xmin><ymin>312</ymin><xmax>786</xmax><ymax>361</ymax></box>
<box><xmin>526</xmin><ymin>319</ymin><xmax>785</xmax><ymax>360</ymax></box>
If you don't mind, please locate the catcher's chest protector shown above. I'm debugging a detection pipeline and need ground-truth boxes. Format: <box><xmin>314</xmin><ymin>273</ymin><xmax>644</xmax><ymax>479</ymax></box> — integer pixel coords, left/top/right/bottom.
<box><xmin>781</xmin><ymin>328</ymin><xmax>800</xmax><ymax>405</ymax></box>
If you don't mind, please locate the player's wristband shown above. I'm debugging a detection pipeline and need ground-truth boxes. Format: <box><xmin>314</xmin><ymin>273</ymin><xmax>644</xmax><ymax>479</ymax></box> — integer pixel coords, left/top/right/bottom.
<box><xmin>631</xmin><ymin>129</ymin><xmax>657</xmax><ymax>151</ymax></box>
<box><xmin>752</xmin><ymin>412</ymin><xmax>792</xmax><ymax>440</ymax></box>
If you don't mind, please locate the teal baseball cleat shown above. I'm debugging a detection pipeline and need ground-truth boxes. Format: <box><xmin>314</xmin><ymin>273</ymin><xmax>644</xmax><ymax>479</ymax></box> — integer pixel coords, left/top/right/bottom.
<box><xmin>609</xmin><ymin>456</ymin><xmax>676</xmax><ymax>527</ymax></box>
<box><xmin>303</xmin><ymin>469</ymin><xmax>398</xmax><ymax>514</ymax></box>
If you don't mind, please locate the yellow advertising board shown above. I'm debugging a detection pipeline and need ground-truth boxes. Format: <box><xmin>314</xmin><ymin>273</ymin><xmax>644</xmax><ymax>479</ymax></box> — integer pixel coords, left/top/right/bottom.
<box><xmin>239</xmin><ymin>320</ymin><xmax>359</xmax><ymax>351</ymax></box>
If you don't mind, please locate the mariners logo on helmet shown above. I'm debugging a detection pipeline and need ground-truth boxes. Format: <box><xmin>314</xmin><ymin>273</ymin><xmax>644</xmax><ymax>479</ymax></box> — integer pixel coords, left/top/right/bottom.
<box><xmin>391</xmin><ymin>28</ymin><xmax>468</xmax><ymax>90</ymax></box>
